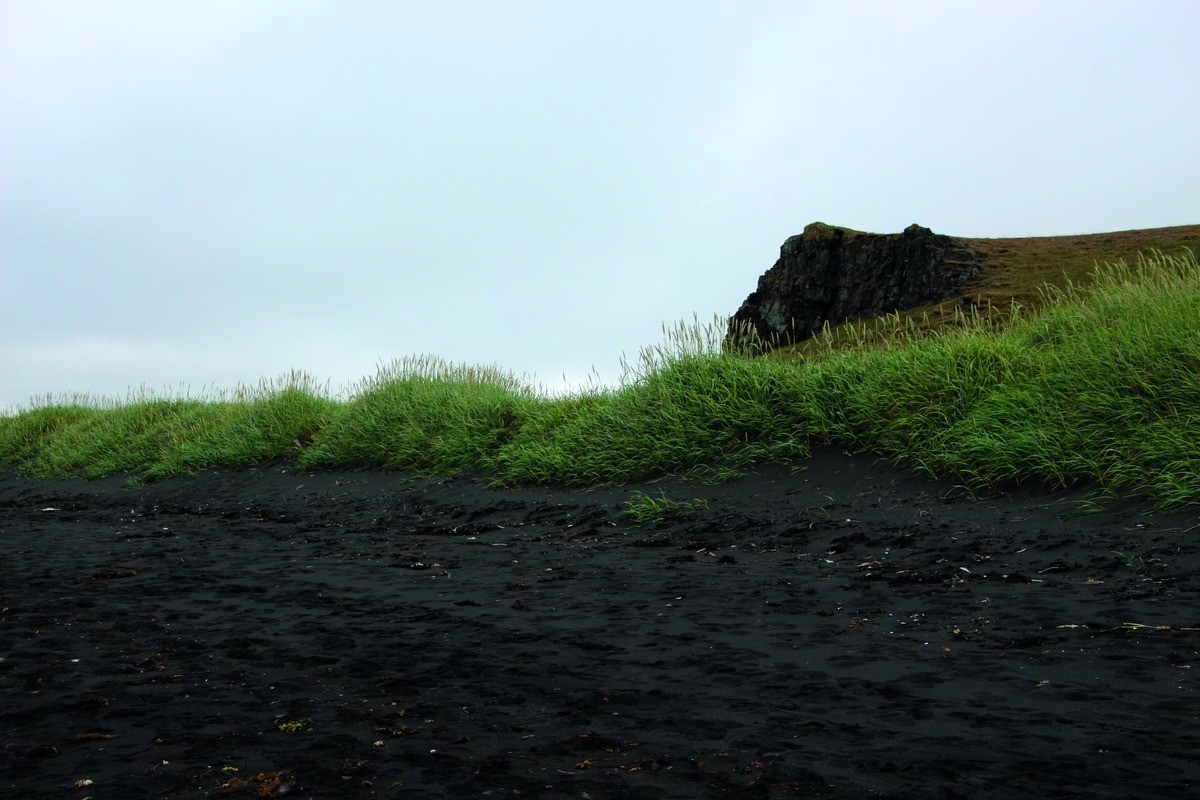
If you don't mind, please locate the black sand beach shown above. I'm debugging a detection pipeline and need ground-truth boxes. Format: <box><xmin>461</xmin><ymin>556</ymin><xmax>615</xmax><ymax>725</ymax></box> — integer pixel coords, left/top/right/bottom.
<box><xmin>2</xmin><ymin>450</ymin><xmax>1197</xmax><ymax>798</ymax></box>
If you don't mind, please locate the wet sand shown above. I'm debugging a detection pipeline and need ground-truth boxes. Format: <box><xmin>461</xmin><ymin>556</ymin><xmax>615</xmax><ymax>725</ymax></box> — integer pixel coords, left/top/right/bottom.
<box><xmin>2</xmin><ymin>449</ymin><xmax>1197</xmax><ymax>798</ymax></box>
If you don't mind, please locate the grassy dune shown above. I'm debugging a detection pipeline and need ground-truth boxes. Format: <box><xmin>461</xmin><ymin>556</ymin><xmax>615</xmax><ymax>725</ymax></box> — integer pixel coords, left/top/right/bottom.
<box><xmin>2</xmin><ymin>250</ymin><xmax>1198</xmax><ymax>508</ymax></box>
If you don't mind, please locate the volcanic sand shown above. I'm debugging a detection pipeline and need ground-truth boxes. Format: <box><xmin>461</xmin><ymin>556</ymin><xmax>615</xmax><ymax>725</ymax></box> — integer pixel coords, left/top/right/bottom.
<box><xmin>2</xmin><ymin>449</ymin><xmax>1197</xmax><ymax>798</ymax></box>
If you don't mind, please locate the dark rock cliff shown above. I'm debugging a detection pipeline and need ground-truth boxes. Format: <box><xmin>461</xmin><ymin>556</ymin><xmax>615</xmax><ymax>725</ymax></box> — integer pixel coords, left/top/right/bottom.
<box><xmin>727</xmin><ymin>222</ymin><xmax>982</xmax><ymax>351</ymax></box>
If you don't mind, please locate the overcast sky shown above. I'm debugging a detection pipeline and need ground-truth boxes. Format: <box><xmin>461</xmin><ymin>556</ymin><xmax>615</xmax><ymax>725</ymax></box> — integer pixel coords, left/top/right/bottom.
<box><xmin>2</xmin><ymin>1</ymin><xmax>1198</xmax><ymax>410</ymax></box>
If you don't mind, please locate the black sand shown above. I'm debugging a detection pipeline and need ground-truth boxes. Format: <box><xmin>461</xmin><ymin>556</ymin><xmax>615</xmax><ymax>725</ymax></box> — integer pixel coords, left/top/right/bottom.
<box><xmin>2</xmin><ymin>450</ymin><xmax>1197</xmax><ymax>798</ymax></box>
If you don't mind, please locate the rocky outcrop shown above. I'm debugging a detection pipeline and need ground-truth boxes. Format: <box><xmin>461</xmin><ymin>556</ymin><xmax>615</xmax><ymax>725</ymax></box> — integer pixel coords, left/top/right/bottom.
<box><xmin>727</xmin><ymin>223</ymin><xmax>982</xmax><ymax>351</ymax></box>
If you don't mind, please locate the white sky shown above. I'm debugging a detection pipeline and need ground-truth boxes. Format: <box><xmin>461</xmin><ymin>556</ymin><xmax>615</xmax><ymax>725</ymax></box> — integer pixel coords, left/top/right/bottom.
<box><xmin>2</xmin><ymin>0</ymin><xmax>1198</xmax><ymax>410</ymax></box>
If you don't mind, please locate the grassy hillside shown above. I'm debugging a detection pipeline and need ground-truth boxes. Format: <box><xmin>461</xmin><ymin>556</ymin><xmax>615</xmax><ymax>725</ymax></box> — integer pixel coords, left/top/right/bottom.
<box><xmin>777</xmin><ymin>224</ymin><xmax>1200</xmax><ymax>357</ymax></box>
<box><xmin>1</xmin><ymin>242</ymin><xmax>1198</xmax><ymax>509</ymax></box>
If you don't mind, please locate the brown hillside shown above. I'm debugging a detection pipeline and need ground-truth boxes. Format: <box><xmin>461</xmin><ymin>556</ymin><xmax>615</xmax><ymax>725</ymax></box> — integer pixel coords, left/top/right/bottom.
<box><xmin>775</xmin><ymin>223</ymin><xmax>1200</xmax><ymax>359</ymax></box>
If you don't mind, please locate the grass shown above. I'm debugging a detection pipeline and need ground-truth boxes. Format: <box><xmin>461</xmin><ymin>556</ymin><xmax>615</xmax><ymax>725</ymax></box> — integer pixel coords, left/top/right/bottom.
<box><xmin>297</xmin><ymin>355</ymin><xmax>534</xmax><ymax>475</ymax></box>
<box><xmin>621</xmin><ymin>491</ymin><xmax>710</xmax><ymax>524</ymax></box>
<box><xmin>2</xmin><ymin>249</ymin><xmax>1199</xmax><ymax>509</ymax></box>
<box><xmin>0</xmin><ymin>372</ymin><xmax>336</xmax><ymax>481</ymax></box>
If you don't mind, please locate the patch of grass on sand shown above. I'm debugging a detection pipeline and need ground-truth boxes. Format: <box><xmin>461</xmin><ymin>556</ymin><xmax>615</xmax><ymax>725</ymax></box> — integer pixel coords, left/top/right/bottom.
<box><xmin>2</xmin><ymin>250</ymin><xmax>1198</xmax><ymax>508</ymax></box>
<box><xmin>621</xmin><ymin>490</ymin><xmax>709</xmax><ymax>524</ymax></box>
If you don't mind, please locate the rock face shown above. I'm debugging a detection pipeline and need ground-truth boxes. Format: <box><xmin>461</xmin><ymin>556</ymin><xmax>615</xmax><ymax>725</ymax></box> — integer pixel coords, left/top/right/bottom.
<box><xmin>727</xmin><ymin>223</ymin><xmax>982</xmax><ymax>350</ymax></box>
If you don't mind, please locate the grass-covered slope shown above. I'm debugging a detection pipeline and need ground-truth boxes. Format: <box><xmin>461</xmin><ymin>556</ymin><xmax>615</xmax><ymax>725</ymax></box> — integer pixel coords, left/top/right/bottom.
<box><xmin>0</xmin><ymin>377</ymin><xmax>337</xmax><ymax>483</ymax></box>
<box><xmin>777</xmin><ymin>223</ymin><xmax>1200</xmax><ymax>357</ymax></box>
<box><xmin>2</xmin><ymin>250</ymin><xmax>1198</xmax><ymax>507</ymax></box>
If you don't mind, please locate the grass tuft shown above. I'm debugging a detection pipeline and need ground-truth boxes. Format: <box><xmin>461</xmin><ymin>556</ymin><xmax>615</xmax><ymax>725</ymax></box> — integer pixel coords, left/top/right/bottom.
<box><xmin>621</xmin><ymin>491</ymin><xmax>709</xmax><ymax>524</ymax></box>
<box><xmin>296</xmin><ymin>356</ymin><xmax>535</xmax><ymax>475</ymax></box>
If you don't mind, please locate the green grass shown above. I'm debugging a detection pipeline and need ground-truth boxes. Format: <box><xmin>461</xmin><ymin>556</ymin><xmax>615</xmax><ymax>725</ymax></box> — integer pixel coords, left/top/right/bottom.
<box><xmin>621</xmin><ymin>491</ymin><xmax>709</xmax><ymax>524</ymax></box>
<box><xmin>0</xmin><ymin>372</ymin><xmax>336</xmax><ymax>480</ymax></box>
<box><xmin>297</xmin><ymin>355</ymin><xmax>536</xmax><ymax>475</ymax></box>
<box><xmin>2</xmin><ymin>250</ymin><xmax>1198</xmax><ymax>509</ymax></box>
